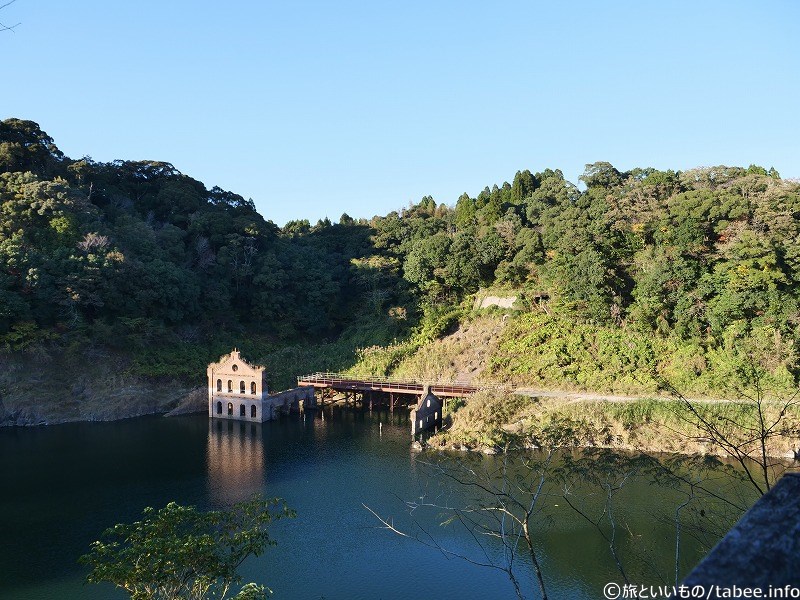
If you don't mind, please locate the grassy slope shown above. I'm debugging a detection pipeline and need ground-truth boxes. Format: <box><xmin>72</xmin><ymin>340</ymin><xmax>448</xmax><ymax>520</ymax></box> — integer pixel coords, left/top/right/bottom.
<box><xmin>340</xmin><ymin>303</ymin><xmax>800</xmax><ymax>457</ymax></box>
<box><xmin>350</xmin><ymin>305</ymin><xmax>796</xmax><ymax>398</ymax></box>
<box><xmin>7</xmin><ymin>293</ymin><xmax>797</xmax><ymax>428</ymax></box>
<box><xmin>427</xmin><ymin>391</ymin><xmax>800</xmax><ymax>458</ymax></box>
<box><xmin>347</xmin><ymin>313</ymin><xmax>505</xmax><ymax>383</ymax></box>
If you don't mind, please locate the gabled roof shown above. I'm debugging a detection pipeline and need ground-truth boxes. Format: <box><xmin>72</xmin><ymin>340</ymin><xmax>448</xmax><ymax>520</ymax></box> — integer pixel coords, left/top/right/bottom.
<box><xmin>416</xmin><ymin>387</ymin><xmax>441</xmax><ymax>410</ymax></box>
<box><xmin>208</xmin><ymin>349</ymin><xmax>264</xmax><ymax>375</ymax></box>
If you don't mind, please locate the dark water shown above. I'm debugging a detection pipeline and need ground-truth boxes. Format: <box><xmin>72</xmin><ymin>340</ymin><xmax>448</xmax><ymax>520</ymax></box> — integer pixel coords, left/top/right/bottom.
<box><xmin>0</xmin><ymin>408</ymin><xmax>747</xmax><ymax>600</ymax></box>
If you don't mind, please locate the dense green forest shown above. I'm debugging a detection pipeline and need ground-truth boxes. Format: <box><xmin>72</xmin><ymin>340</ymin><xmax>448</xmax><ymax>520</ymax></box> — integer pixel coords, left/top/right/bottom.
<box><xmin>2</xmin><ymin>118</ymin><xmax>799</xmax><ymax>392</ymax></box>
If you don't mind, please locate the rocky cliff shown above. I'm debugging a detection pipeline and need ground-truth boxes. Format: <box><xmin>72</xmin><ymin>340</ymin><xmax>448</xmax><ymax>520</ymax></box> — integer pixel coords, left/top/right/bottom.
<box><xmin>0</xmin><ymin>350</ymin><xmax>205</xmax><ymax>426</ymax></box>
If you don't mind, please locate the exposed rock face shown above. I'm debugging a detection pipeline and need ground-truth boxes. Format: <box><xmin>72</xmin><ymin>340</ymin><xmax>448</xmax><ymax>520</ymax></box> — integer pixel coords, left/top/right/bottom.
<box><xmin>0</xmin><ymin>351</ymin><xmax>198</xmax><ymax>426</ymax></box>
<box><xmin>0</xmin><ymin>401</ymin><xmax>49</xmax><ymax>426</ymax></box>
<box><xmin>164</xmin><ymin>387</ymin><xmax>207</xmax><ymax>417</ymax></box>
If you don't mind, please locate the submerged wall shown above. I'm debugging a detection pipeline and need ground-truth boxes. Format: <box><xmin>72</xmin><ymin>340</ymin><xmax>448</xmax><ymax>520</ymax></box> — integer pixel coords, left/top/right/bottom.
<box><xmin>209</xmin><ymin>386</ymin><xmax>316</xmax><ymax>422</ymax></box>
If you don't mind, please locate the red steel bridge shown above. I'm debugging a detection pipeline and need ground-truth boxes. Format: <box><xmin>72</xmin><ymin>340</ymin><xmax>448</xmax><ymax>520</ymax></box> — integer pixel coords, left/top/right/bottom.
<box><xmin>297</xmin><ymin>372</ymin><xmax>506</xmax><ymax>399</ymax></box>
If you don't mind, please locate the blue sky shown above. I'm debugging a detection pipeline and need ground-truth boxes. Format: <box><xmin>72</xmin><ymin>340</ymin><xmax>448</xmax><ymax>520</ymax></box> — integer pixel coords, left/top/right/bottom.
<box><xmin>3</xmin><ymin>1</ymin><xmax>799</xmax><ymax>225</ymax></box>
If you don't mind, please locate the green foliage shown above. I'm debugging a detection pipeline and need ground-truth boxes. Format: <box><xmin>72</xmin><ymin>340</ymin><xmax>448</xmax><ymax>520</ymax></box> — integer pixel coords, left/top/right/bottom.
<box><xmin>488</xmin><ymin>311</ymin><xmax>798</xmax><ymax>397</ymax></box>
<box><xmin>79</xmin><ymin>497</ymin><xmax>295</xmax><ymax>600</ymax></box>
<box><xmin>488</xmin><ymin>312</ymin><xmax>660</xmax><ymax>392</ymax></box>
<box><xmin>434</xmin><ymin>391</ymin><xmax>531</xmax><ymax>448</ymax></box>
<box><xmin>0</xmin><ymin>119</ymin><xmax>379</xmax><ymax>355</ymax></box>
<box><xmin>432</xmin><ymin>389</ymin><xmax>800</xmax><ymax>462</ymax></box>
<box><xmin>346</xmin><ymin>304</ymin><xmax>467</xmax><ymax>378</ymax></box>
<box><xmin>0</xmin><ymin>118</ymin><xmax>64</xmax><ymax>176</ymax></box>
<box><xmin>3</xmin><ymin>118</ymin><xmax>800</xmax><ymax>398</ymax></box>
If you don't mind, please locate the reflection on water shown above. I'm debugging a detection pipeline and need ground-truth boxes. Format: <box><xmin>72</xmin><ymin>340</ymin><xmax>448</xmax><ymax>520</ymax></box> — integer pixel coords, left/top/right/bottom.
<box><xmin>207</xmin><ymin>419</ymin><xmax>266</xmax><ymax>505</ymax></box>
<box><xmin>0</xmin><ymin>408</ymin><xmax>754</xmax><ymax>600</ymax></box>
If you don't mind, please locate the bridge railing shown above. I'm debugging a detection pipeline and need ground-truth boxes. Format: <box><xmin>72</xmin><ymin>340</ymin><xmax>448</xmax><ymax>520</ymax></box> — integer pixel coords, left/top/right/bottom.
<box><xmin>297</xmin><ymin>372</ymin><xmax>510</xmax><ymax>392</ymax></box>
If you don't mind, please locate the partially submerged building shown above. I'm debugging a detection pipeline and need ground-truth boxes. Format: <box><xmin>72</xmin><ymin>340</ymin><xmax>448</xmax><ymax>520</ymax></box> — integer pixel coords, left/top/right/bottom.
<box><xmin>207</xmin><ymin>349</ymin><xmax>315</xmax><ymax>422</ymax></box>
<box><xmin>410</xmin><ymin>385</ymin><xmax>443</xmax><ymax>435</ymax></box>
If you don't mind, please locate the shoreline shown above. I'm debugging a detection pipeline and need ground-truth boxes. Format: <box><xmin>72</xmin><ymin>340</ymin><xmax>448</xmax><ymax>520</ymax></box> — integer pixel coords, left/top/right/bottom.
<box><xmin>422</xmin><ymin>392</ymin><xmax>800</xmax><ymax>461</ymax></box>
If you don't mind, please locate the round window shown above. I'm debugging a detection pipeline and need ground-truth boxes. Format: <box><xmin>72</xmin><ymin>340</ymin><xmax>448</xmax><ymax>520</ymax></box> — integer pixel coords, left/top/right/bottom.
<box><xmin>232</xmin><ymin>364</ymin><xmax>238</xmax><ymax>372</ymax></box>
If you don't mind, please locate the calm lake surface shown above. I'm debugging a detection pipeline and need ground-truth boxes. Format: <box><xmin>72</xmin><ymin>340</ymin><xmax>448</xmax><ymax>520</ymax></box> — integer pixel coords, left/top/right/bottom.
<box><xmin>0</xmin><ymin>407</ymin><xmax>747</xmax><ymax>600</ymax></box>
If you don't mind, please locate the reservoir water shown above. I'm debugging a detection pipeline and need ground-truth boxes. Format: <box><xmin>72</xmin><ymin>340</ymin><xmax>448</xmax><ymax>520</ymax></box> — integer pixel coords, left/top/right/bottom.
<box><xmin>0</xmin><ymin>407</ymin><xmax>749</xmax><ymax>599</ymax></box>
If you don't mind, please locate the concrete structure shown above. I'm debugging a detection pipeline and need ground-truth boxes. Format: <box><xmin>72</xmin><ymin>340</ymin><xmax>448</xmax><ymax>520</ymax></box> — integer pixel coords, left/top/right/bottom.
<box><xmin>683</xmin><ymin>472</ymin><xmax>800</xmax><ymax>596</ymax></box>
<box><xmin>474</xmin><ymin>294</ymin><xmax>518</xmax><ymax>310</ymax></box>
<box><xmin>410</xmin><ymin>385</ymin><xmax>443</xmax><ymax>436</ymax></box>
<box><xmin>208</xmin><ymin>349</ymin><xmax>315</xmax><ymax>422</ymax></box>
<box><xmin>472</xmin><ymin>289</ymin><xmax>549</xmax><ymax>311</ymax></box>
<box><xmin>297</xmin><ymin>373</ymin><xmax>490</xmax><ymax>435</ymax></box>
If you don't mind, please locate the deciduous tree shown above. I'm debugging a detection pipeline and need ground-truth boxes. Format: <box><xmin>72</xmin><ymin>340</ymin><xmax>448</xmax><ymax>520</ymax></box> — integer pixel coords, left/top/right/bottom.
<box><xmin>80</xmin><ymin>497</ymin><xmax>294</xmax><ymax>600</ymax></box>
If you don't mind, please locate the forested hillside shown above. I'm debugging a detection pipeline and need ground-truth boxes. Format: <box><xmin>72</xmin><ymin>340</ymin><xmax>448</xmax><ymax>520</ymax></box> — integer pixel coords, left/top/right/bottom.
<box><xmin>2</xmin><ymin>118</ymin><xmax>799</xmax><ymax>400</ymax></box>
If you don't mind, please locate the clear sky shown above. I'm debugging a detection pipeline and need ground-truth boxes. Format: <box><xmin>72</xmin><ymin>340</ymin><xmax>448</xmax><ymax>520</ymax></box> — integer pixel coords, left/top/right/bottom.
<box><xmin>3</xmin><ymin>1</ymin><xmax>799</xmax><ymax>225</ymax></box>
